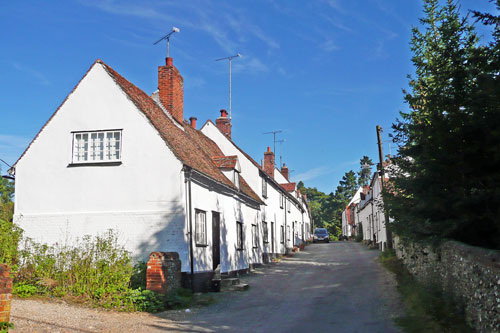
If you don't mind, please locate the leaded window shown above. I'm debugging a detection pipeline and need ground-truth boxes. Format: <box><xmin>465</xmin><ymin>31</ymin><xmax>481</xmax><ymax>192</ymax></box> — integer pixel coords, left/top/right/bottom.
<box><xmin>72</xmin><ymin>130</ymin><xmax>121</xmax><ymax>163</ymax></box>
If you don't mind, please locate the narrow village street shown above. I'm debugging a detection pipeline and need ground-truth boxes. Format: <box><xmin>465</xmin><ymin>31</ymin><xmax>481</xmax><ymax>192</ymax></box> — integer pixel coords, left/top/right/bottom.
<box><xmin>11</xmin><ymin>242</ymin><xmax>403</xmax><ymax>332</ymax></box>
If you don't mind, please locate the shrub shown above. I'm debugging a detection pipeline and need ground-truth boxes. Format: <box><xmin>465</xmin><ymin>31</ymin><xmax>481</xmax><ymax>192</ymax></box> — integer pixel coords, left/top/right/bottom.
<box><xmin>0</xmin><ymin>219</ymin><xmax>22</xmax><ymax>266</ymax></box>
<box><xmin>12</xmin><ymin>282</ymin><xmax>38</xmax><ymax>298</ymax></box>
<box><xmin>129</xmin><ymin>261</ymin><xmax>147</xmax><ymax>290</ymax></box>
<box><xmin>0</xmin><ymin>321</ymin><xmax>14</xmax><ymax>333</ymax></box>
<box><xmin>125</xmin><ymin>289</ymin><xmax>164</xmax><ymax>312</ymax></box>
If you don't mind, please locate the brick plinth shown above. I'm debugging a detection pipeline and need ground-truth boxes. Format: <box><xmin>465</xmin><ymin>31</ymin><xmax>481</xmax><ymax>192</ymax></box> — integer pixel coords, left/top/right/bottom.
<box><xmin>0</xmin><ymin>264</ymin><xmax>12</xmax><ymax>323</ymax></box>
<box><xmin>146</xmin><ymin>252</ymin><xmax>181</xmax><ymax>295</ymax></box>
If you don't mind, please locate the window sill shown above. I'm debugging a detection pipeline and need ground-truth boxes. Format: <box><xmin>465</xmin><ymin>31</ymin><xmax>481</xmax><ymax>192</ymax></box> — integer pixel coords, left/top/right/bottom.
<box><xmin>236</xmin><ymin>248</ymin><xmax>244</xmax><ymax>251</ymax></box>
<box><xmin>196</xmin><ymin>244</ymin><xmax>208</xmax><ymax>248</ymax></box>
<box><xmin>68</xmin><ymin>161</ymin><xmax>122</xmax><ymax>167</ymax></box>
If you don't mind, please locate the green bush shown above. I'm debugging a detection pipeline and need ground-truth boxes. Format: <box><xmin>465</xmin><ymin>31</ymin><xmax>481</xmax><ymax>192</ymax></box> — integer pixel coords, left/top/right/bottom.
<box><xmin>12</xmin><ymin>282</ymin><xmax>38</xmax><ymax>298</ymax></box>
<box><xmin>129</xmin><ymin>261</ymin><xmax>147</xmax><ymax>290</ymax></box>
<box><xmin>16</xmin><ymin>230</ymin><xmax>133</xmax><ymax>299</ymax></box>
<box><xmin>0</xmin><ymin>321</ymin><xmax>14</xmax><ymax>333</ymax></box>
<box><xmin>125</xmin><ymin>289</ymin><xmax>164</xmax><ymax>312</ymax></box>
<box><xmin>0</xmin><ymin>219</ymin><xmax>22</xmax><ymax>266</ymax></box>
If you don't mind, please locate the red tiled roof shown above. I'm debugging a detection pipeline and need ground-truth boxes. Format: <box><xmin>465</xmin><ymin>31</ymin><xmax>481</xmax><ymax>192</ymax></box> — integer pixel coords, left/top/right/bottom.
<box><xmin>181</xmin><ymin>122</ymin><xmax>262</xmax><ymax>203</ymax></box>
<box><xmin>212</xmin><ymin>156</ymin><xmax>238</xmax><ymax>169</ymax></box>
<box><xmin>280</xmin><ymin>183</ymin><xmax>296</xmax><ymax>192</ymax></box>
<box><xmin>202</xmin><ymin>120</ymin><xmax>305</xmax><ymax>208</ymax></box>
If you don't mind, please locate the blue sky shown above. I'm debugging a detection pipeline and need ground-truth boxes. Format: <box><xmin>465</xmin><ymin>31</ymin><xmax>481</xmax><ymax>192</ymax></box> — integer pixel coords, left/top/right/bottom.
<box><xmin>1</xmin><ymin>0</ymin><xmax>497</xmax><ymax>193</ymax></box>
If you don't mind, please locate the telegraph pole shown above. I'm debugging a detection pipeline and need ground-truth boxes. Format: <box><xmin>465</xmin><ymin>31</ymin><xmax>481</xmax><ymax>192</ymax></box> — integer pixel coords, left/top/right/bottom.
<box><xmin>376</xmin><ymin>125</ymin><xmax>393</xmax><ymax>249</ymax></box>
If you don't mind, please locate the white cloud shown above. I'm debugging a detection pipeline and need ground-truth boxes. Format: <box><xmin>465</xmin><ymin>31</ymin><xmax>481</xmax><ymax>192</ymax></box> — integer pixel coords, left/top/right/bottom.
<box><xmin>320</xmin><ymin>39</ymin><xmax>339</xmax><ymax>52</ymax></box>
<box><xmin>294</xmin><ymin>166</ymin><xmax>333</xmax><ymax>182</ymax></box>
<box><xmin>12</xmin><ymin>62</ymin><xmax>50</xmax><ymax>86</ymax></box>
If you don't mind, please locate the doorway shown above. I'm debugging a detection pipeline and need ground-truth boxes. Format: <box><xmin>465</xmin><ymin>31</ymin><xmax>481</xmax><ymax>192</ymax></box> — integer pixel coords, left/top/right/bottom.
<box><xmin>212</xmin><ymin>212</ymin><xmax>220</xmax><ymax>271</ymax></box>
<box><xmin>271</xmin><ymin>222</ymin><xmax>275</xmax><ymax>255</ymax></box>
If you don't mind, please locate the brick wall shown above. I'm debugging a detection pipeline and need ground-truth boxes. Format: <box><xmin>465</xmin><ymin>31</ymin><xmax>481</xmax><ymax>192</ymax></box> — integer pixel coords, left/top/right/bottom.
<box><xmin>0</xmin><ymin>265</ymin><xmax>12</xmax><ymax>323</ymax></box>
<box><xmin>158</xmin><ymin>57</ymin><xmax>184</xmax><ymax>124</ymax></box>
<box><xmin>263</xmin><ymin>147</ymin><xmax>275</xmax><ymax>178</ymax></box>
<box><xmin>146</xmin><ymin>252</ymin><xmax>181</xmax><ymax>295</ymax></box>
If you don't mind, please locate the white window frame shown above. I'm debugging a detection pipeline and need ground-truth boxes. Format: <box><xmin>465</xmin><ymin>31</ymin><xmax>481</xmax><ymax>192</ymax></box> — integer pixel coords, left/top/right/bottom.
<box><xmin>287</xmin><ymin>199</ymin><xmax>291</xmax><ymax>213</ymax></box>
<box><xmin>280</xmin><ymin>225</ymin><xmax>284</xmax><ymax>244</ymax></box>
<box><xmin>195</xmin><ymin>209</ymin><xmax>207</xmax><ymax>246</ymax></box>
<box><xmin>236</xmin><ymin>221</ymin><xmax>244</xmax><ymax>250</ymax></box>
<box><xmin>280</xmin><ymin>192</ymin><xmax>284</xmax><ymax>209</ymax></box>
<box><xmin>72</xmin><ymin>130</ymin><xmax>122</xmax><ymax>164</ymax></box>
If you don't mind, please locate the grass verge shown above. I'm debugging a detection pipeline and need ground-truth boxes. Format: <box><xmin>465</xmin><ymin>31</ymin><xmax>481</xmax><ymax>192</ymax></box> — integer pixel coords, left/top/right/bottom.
<box><xmin>380</xmin><ymin>249</ymin><xmax>472</xmax><ymax>333</ymax></box>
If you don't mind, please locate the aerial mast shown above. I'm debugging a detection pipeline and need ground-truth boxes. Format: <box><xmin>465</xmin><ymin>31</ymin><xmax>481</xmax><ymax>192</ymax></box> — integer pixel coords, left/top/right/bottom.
<box><xmin>216</xmin><ymin>53</ymin><xmax>241</xmax><ymax>121</ymax></box>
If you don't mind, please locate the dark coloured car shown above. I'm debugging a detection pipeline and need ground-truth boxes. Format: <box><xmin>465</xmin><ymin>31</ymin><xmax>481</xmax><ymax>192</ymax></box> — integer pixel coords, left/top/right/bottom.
<box><xmin>313</xmin><ymin>228</ymin><xmax>329</xmax><ymax>243</ymax></box>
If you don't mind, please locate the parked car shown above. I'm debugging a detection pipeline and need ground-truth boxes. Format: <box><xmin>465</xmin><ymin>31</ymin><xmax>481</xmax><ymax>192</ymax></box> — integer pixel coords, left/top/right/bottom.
<box><xmin>313</xmin><ymin>228</ymin><xmax>329</xmax><ymax>243</ymax></box>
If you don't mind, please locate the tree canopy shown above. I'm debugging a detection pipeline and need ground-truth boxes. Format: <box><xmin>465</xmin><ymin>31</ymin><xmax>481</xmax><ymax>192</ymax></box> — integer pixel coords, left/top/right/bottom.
<box><xmin>386</xmin><ymin>0</ymin><xmax>500</xmax><ymax>249</ymax></box>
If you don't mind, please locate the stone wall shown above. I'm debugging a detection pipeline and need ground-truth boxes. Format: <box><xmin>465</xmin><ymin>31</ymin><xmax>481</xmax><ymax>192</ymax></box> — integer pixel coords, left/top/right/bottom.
<box><xmin>146</xmin><ymin>252</ymin><xmax>181</xmax><ymax>295</ymax></box>
<box><xmin>394</xmin><ymin>238</ymin><xmax>500</xmax><ymax>332</ymax></box>
<box><xmin>0</xmin><ymin>264</ymin><xmax>13</xmax><ymax>323</ymax></box>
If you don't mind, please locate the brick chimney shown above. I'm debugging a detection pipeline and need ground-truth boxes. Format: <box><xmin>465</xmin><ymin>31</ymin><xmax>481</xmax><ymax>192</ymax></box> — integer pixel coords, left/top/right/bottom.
<box><xmin>158</xmin><ymin>57</ymin><xmax>184</xmax><ymax>123</ymax></box>
<box><xmin>281</xmin><ymin>164</ymin><xmax>289</xmax><ymax>181</ymax></box>
<box><xmin>189</xmin><ymin>117</ymin><xmax>197</xmax><ymax>129</ymax></box>
<box><xmin>215</xmin><ymin>109</ymin><xmax>231</xmax><ymax>138</ymax></box>
<box><xmin>263</xmin><ymin>146</ymin><xmax>275</xmax><ymax>178</ymax></box>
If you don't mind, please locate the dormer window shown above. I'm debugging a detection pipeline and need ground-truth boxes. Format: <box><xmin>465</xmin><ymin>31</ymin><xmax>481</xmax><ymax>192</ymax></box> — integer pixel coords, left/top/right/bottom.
<box><xmin>72</xmin><ymin>130</ymin><xmax>121</xmax><ymax>163</ymax></box>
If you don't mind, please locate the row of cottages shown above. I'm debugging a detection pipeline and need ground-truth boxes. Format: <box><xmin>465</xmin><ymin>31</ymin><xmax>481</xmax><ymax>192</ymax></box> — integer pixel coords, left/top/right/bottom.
<box><xmin>341</xmin><ymin>171</ymin><xmax>391</xmax><ymax>250</ymax></box>
<box><xmin>9</xmin><ymin>57</ymin><xmax>311</xmax><ymax>291</ymax></box>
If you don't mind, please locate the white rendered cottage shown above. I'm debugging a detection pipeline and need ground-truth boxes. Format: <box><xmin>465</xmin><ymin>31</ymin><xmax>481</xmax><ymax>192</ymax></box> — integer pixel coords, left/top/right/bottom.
<box><xmin>200</xmin><ymin>119</ymin><xmax>311</xmax><ymax>259</ymax></box>
<box><xmin>356</xmin><ymin>172</ymin><xmax>391</xmax><ymax>250</ymax></box>
<box><xmin>10</xmin><ymin>57</ymin><xmax>270</xmax><ymax>290</ymax></box>
<box><xmin>10</xmin><ymin>57</ymin><xmax>312</xmax><ymax>290</ymax></box>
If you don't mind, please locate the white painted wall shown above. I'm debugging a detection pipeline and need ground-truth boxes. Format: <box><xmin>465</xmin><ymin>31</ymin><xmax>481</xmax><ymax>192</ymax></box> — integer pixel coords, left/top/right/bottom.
<box><xmin>201</xmin><ymin>122</ymin><xmax>310</xmax><ymax>253</ymax></box>
<box><xmin>13</xmin><ymin>63</ymin><xmax>189</xmax><ymax>266</ymax></box>
<box><xmin>189</xmin><ymin>179</ymin><xmax>261</xmax><ymax>273</ymax></box>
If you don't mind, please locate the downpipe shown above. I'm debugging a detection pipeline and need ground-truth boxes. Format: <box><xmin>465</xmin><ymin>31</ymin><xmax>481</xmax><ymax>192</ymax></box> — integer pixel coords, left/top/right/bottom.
<box><xmin>184</xmin><ymin>166</ymin><xmax>195</xmax><ymax>292</ymax></box>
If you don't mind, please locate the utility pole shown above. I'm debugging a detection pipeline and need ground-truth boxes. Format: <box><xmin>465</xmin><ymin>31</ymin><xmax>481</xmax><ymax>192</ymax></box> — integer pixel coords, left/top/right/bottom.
<box><xmin>263</xmin><ymin>130</ymin><xmax>282</xmax><ymax>163</ymax></box>
<box><xmin>376</xmin><ymin>125</ymin><xmax>393</xmax><ymax>249</ymax></box>
<box><xmin>216</xmin><ymin>53</ymin><xmax>241</xmax><ymax>121</ymax></box>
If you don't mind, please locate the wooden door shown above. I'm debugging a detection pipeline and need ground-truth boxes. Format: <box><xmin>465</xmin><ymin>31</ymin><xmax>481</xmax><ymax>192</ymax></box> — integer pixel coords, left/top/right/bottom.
<box><xmin>212</xmin><ymin>212</ymin><xmax>220</xmax><ymax>271</ymax></box>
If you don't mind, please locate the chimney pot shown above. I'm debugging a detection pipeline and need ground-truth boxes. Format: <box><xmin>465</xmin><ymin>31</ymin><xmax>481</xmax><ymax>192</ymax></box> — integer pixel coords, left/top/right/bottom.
<box><xmin>216</xmin><ymin>109</ymin><xmax>232</xmax><ymax>138</ymax></box>
<box><xmin>189</xmin><ymin>117</ymin><xmax>197</xmax><ymax>129</ymax></box>
<box><xmin>166</xmin><ymin>57</ymin><xmax>173</xmax><ymax>66</ymax></box>
<box><xmin>267</xmin><ymin>146</ymin><xmax>271</xmax><ymax>153</ymax></box>
<box><xmin>281</xmin><ymin>163</ymin><xmax>289</xmax><ymax>181</ymax></box>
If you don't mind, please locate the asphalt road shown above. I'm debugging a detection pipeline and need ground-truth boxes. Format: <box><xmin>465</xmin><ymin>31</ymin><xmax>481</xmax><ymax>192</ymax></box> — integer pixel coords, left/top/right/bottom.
<box><xmin>169</xmin><ymin>242</ymin><xmax>403</xmax><ymax>333</ymax></box>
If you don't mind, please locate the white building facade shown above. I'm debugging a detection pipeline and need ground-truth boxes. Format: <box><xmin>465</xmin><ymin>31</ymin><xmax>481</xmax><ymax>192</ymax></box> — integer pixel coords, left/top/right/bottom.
<box><xmin>10</xmin><ymin>57</ymin><xmax>311</xmax><ymax>290</ymax></box>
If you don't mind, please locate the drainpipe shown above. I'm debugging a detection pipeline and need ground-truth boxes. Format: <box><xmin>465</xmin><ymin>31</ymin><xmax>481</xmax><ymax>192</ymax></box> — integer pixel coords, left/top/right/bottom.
<box><xmin>284</xmin><ymin>198</ymin><xmax>287</xmax><ymax>254</ymax></box>
<box><xmin>371</xmin><ymin>200</ymin><xmax>375</xmax><ymax>245</ymax></box>
<box><xmin>184</xmin><ymin>166</ymin><xmax>195</xmax><ymax>292</ymax></box>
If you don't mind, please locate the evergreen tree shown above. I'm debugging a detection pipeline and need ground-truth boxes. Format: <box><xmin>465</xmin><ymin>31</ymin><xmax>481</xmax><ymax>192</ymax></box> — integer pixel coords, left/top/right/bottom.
<box><xmin>387</xmin><ymin>0</ymin><xmax>500</xmax><ymax>248</ymax></box>
<box><xmin>357</xmin><ymin>156</ymin><xmax>374</xmax><ymax>187</ymax></box>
